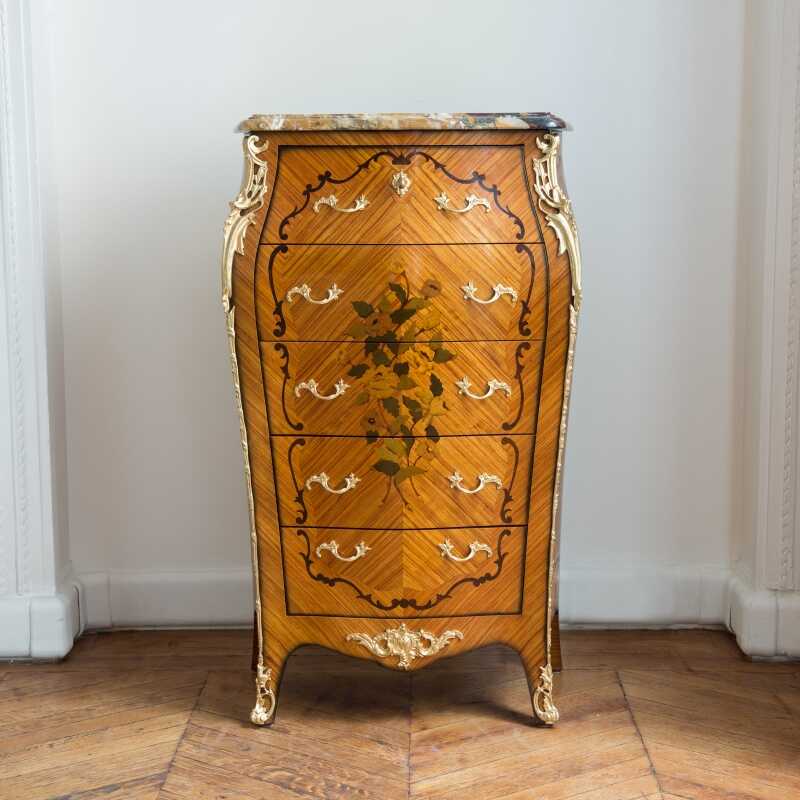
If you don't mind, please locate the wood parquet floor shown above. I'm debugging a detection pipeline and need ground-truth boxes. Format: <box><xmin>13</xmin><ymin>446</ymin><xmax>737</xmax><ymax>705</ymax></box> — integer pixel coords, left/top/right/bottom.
<box><xmin>0</xmin><ymin>629</ymin><xmax>798</xmax><ymax>799</ymax></box>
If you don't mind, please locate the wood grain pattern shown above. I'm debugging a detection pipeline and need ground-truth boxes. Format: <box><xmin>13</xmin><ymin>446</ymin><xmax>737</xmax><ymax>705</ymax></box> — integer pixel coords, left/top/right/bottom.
<box><xmin>282</xmin><ymin>526</ymin><xmax>525</xmax><ymax>617</ymax></box>
<box><xmin>262</xmin><ymin>144</ymin><xmax>536</xmax><ymax>245</ymax></box>
<box><xmin>3</xmin><ymin>630</ymin><xmax>799</xmax><ymax>799</ymax></box>
<box><xmin>255</xmin><ymin>242</ymin><xmax>546</xmax><ymax>342</ymax></box>
<box><xmin>274</xmin><ymin>434</ymin><xmax>530</xmax><ymax>529</ymax></box>
<box><xmin>262</xmin><ymin>340</ymin><xmax>542</xmax><ymax>436</ymax></box>
<box><xmin>228</xmin><ymin>129</ymin><xmax>575</xmax><ymax>725</ymax></box>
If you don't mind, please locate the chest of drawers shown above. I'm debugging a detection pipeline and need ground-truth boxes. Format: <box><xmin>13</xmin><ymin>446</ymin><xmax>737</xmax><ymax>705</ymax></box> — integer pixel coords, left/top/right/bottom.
<box><xmin>221</xmin><ymin>112</ymin><xmax>581</xmax><ymax>726</ymax></box>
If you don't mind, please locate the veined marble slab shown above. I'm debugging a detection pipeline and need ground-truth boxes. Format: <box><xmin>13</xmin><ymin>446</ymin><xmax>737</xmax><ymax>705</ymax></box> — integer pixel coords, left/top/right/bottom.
<box><xmin>238</xmin><ymin>112</ymin><xmax>567</xmax><ymax>132</ymax></box>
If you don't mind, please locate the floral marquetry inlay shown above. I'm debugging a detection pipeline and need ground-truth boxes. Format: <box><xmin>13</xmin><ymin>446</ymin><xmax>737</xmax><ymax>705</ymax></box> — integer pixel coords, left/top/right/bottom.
<box><xmin>343</xmin><ymin>266</ymin><xmax>455</xmax><ymax>503</ymax></box>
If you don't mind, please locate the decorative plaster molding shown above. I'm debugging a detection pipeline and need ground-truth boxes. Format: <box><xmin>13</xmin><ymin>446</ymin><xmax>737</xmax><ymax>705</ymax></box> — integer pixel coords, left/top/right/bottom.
<box><xmin>0</xmin><ymin>0</ymin><xmax>70</xmax><ymax>660</ymax></box>
<box><xmin>762</xmin><ymin>0</ymin><xmax>800</xmax><ymax>592</ymax></box>
<box><xmin>784</xmin><ymin>15</ymin><xmax>800</xmax><ymax>589</ymax></box>
<box><xmin>0</xmin><ymin>0</ymin><xmax>20</xmax><ymax>599</ymax></box>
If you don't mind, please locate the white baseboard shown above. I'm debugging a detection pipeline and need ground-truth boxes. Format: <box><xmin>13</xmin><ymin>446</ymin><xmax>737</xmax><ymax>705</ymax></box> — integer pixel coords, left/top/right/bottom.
<box><xmin>0</xmin><ymin>580</ymin><xmax>82</xmax><ymax>658</ymax></box>
<box><xmin>77</xmin><ymin>569</ymin><xmax>254</xmax><ymax>628</ymax></box>
<box><xmin>558</xmin><ymin>565</ymin><xmax>730</xmax><ymax>626</ymax></box>
<box><xmin>778</xmin><ymin>593</ymin><xmax>800</xmax><ymax>655</ymax></box>
<box><xmin>728</xmin><ymin>574</ymin><xmax>800</xmax><ymax>657</ymax></box>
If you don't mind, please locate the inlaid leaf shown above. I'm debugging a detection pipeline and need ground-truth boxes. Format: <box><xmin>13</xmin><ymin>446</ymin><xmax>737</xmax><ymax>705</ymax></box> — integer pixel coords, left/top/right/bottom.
<box><xmin>382</xmin><ymin>396</ymin><xmax>400</xmax><ymax>416</ymax></box>
<box><xmin>424</xmin><ymin>309</ymin><xmax>441</xmax><ymax>329</ymax></box>
<box><xmin>348</xmin><ymin>363</ymin><xmax>369</xmax><ymax>378</ymax></box>
<box><xmin>390</xmin><ymin>307</ymin><xmax>417</xmax><ymax>326</ymax></box>
<box><xmin>416</xmin><ymin>452</ymin><xmax>434</xmax><ymax>468</ymax></box>
<box><xmin>354</xmin><ymin>301</ymin><xmax>375</xmax><ymax>318</ymax></box>
<box><xmin>429</xmin><ymin>396</ymin><xmax>447</xmax><ymax>416</ymax></box>
<box><xmin>393</xmin><ymin>362</ymin><xmax>410</xmax><ymax>376</ymax></box>
<box><xmin>425</xmin><ymin>424</ymin><xmax>440</xmax><ymax>443</ymax></box>
<box><xmin>402</xmin><ymin>396</ymin><xmax>423</xmax><ymax>422</ymax></box>
<box><xmin>396</xmin><ymin>376</ymin><xmax>416</xmax><ymax>390</ymax></box>
<box><xmin>372</xmin><ymin>350</ymin><xmax>391</xmax><ymax>367</ymax></box>
<box><xmin>383</xmin><ymin>439</ymin><xmax>406</xmax><ymax>457</ymax></box>
<box><xmin>430</xmin><ymin>374</ymin><xmax>443</xmax><ymax>396</ymax></box>
<box><xmin>406</xmin><ymin>298</ymin><xmax>426</xmax><ymax>311</ymax></box>
<box><xmin>417</xmin><ymin>388</ymin><xmax>434</xmax><ymax>405</ymax></box>
<box><xmin>345</xmin><ymin>321</ymin><xmax>369</xmax><ymax>339</ymax></box>
<box><xmin>395</xmin><ymin>465</ymin><xmax>426</xmax><ymax>484</ymax></box>
<box><xmin>365</xmin><ymin>430</ymin><xmax>379</xmax><ymax>443</ymax></box>
<box><xmin>433</xmin><ymin>348</ymin><xmax>455</xmax><ymax>363</ymax></box>
<box><xmin>373</xmin><ymin>459</ymin><xmax>401</xmax><ymax>476</ymax></box>
<box><xmin>389</xmin><ymin>282</ymin><xmax>407</xmax><ymax>305</ymax></box>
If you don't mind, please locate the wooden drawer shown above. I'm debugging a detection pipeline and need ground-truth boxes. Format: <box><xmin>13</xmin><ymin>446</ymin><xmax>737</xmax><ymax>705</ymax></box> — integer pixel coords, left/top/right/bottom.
<box><xmin>262</xmin><ymin>340</ymin><xmax>542</xmax><ymax>436</ymax></box>
<box><xmin>263</xmin><ymin>145</ymin><xmax>537</xmax><ymax>245</ymax></box>
<box><xmin>274</xmin><ymin>434</ymin><xmax>530</xmax><ymax>529</ymax></box>
<box><xmin>282</xmin><ymin>526</ymin><xmax>524</xmax><ymax>617</ymax></box>
<box><xmin>255</xmin><ymin>243</ymin><xmax>546</xmax><ymax>342</ymax></box>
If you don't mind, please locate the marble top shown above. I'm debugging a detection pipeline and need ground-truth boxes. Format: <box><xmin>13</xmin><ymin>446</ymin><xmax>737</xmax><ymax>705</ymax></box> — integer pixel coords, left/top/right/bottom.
<box><xmin>238</xmin><ymin>112</ymin><xmax>567</xmax><ymax>133</ymax></box>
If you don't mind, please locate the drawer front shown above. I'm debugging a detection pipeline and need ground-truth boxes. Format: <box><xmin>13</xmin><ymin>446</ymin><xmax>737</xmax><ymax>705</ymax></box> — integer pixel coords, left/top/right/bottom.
<box><xmin>282</xmin><ymin>527</ymin><xmax>524</xmax><ymax>617</ymax></box>
<box><xmin>263</xmin><ymin>340</ymin><xmax>542</xmax><ymax>436</ymax></box>
<box><xmin>274</xmin><ymin>434</ymin><xmax>530</xmax><ymax>529</ymax></box>
<box><xmin>256</xmin><ymin>243</ymin><xmax>546</xmax><ymax>342</ymax></box>
<box><xmin>263</xmin><ymin>145</ymin><xmax>537</xmax><ymax>245</ymax></box>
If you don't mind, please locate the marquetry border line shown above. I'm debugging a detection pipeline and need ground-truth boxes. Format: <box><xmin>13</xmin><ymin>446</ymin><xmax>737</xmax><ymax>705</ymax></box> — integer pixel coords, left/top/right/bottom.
<box><xmin>499</xmin><ymin>436</ymin><xmax>520</xmax><ymax>523</ymax></box>
<box><xmin>516</xmin><ymin>243</ymin><xmax>538</xmax><ymax>337</ymax></box>
<box><xmin>264</xmin><ymin>239</ymin><xmax>539</xmax><ymax>343</ymax></box>
<box><xmin>276</xmin><ymin>147</ymin><xmax>526</xmax><ymax>241</ymax></box>
<box><xmin>502</xmin><ymin>342</ymin><xmax>533</xmax><ymax>432</ymax></box>
<box><xmin>293</xmin><ymin>528</ymin><xmax>513</xmax><ymax>613</ymax></box>
<box><xmin>272</xmin><ymin>343</ymin><xmax>303</xmax><ymax>431</ymax></box>
<box><xmin>286</xmin><ymin>438</ymin><xmax>308</xmax><ymax>524</ymax></box>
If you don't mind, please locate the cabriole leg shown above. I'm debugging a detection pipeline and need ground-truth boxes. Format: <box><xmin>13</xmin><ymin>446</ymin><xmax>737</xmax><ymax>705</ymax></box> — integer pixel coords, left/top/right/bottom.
<box><xmin>520</xmin><ymin>646</ymin><xmax>560</xmax><ymax>726</ymax></box>
<box><xmin>250</xmin><ymin>661</ymin><xmax>276</xmax><ymax>726</ymax></box>
<box><xmin>250</xmin><ymin>646</ymin><xmax>287</xmax><ymax>727</ymax></box>
<box><xmin>532</xmin><ymin>662</ymin><xmax>559</xmax><ymax>724</ymax></box>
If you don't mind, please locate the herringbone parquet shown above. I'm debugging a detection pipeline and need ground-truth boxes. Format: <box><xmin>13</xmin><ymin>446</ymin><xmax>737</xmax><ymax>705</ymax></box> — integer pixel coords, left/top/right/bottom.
<box><xmin>0</xmin><ymin>629</ymin><xmax>798</xmax><ymax>799</ymax></box>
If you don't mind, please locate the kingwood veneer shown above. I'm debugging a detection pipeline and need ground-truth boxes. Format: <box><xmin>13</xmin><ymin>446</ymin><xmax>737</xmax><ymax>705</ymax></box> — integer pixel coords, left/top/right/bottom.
<box><xmin>221</xmin><ymin>112</ymin><xmax>581</xmax><ymax>726</ymax></box>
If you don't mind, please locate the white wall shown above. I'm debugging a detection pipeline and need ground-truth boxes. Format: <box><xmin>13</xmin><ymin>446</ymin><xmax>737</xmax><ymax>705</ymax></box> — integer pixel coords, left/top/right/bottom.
<box><xmin>35</xmin><ymin>0</ymin><xmax>745</xmax><ymax>625</ymax></box>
